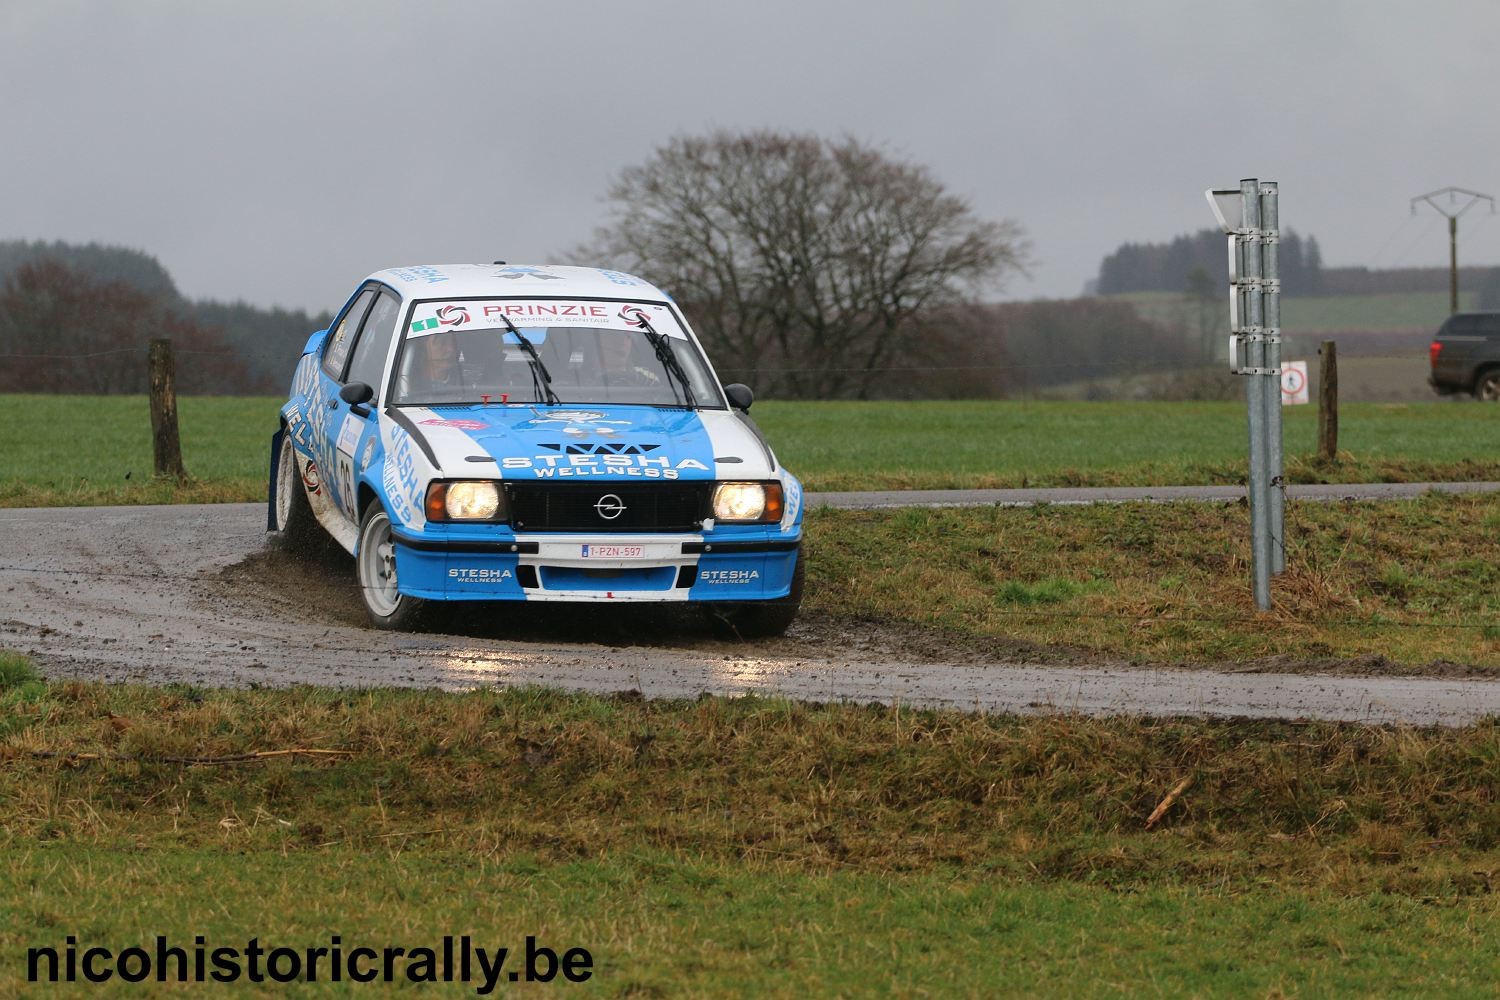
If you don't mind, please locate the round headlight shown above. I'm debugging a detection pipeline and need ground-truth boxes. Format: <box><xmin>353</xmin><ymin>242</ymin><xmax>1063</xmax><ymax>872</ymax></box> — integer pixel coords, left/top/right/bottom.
<box><xmin>712</xmin><ymin>482</ymin><xmax>766</xmax><ymax>521</ymax></box>
<box><xmin>446</xmin><ymin>481</ymin><xmax>500</xmax><ymax>520</ymax></box>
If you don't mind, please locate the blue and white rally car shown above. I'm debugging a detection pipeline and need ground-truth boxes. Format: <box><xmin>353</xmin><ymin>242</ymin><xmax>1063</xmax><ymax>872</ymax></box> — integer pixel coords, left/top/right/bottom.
<box><xmin>269</xmin><ymin>264</ymin><xmax>804</xmax><ymax>635</ymax></box>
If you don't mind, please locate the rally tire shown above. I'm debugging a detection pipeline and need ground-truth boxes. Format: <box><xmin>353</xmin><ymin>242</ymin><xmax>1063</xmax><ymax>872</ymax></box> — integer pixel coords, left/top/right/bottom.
<box><xmin>702</xmin><ymin>556</ymin><xmax>804</xmax><ymax>639</ymax></box>
<box><xmin>356</xmin><ymin>504</ymin><xmax>427</xmax><ymax>630</ymax></box>
<box><xmin>270</xmin><ymin>433</ymin><xmax>321</xmax><ymax>550</ymax></box>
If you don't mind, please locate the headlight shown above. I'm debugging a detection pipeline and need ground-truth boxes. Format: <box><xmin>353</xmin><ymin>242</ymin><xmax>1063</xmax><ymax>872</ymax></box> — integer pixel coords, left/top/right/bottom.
<box><xmin>425</xmin><ymin>481</ymin><xmax>504</xmax><ymax>521</ymax></box>
<box><xmin>711</xmin><ymin>481</ymin><xmax>784</xmax><ymax>523</ymax></box>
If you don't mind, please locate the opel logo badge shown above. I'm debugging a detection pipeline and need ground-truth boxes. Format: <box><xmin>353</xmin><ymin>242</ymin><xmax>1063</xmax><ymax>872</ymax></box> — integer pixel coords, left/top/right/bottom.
<box><xmin>595</xmin><ymin>494</ymin><xmax>626</xmax><ymax>520</ymax></box>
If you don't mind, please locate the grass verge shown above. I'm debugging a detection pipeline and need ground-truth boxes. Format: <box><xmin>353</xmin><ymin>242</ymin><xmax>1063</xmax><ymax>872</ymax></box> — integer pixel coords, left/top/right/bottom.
<box><xmin>1</xmin><ymin>656</ymin><xmax>1497</xmax><ymax>993</ymax></box>
<box><xmin>802</xmin><ymin>492</ymin><xmax>1500</xmax><ymax>668</ymax></box>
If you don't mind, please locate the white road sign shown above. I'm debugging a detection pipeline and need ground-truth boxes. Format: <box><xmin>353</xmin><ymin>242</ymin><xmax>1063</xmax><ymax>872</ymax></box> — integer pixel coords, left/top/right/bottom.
<box><xmin>1281</xmin><ymin>360</ymin><xmax>1309</xmax><ymax>405</ymax></box>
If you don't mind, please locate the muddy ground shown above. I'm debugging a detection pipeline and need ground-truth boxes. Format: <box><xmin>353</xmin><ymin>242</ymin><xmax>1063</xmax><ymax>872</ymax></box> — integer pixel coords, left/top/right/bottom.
<box><xmin>3</xmin><ymin>503</ymin><xmax>1497</xmax><ymax>725</ymax></box>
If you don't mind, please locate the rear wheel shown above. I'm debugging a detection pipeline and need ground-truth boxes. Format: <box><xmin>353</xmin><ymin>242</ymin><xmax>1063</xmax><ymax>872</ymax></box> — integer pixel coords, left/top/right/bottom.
<box><xmin>1475</xmin><ymin>369</ymin><xmax>1500</xmax><ymax>401</ymax></box>
<box><xmin>270</xmin><ymin>432</ymin><xmax>320</xmax><ymax>549</ymax></box>
<box><xmin>356</xmin><ymin>503</ymin><xmax>427</xmax><ymax>630</ymax></box>
<box><xmin>702</xmin><ymin>556</ymin><xmax>804</xmax><ymax>639</ymax></box>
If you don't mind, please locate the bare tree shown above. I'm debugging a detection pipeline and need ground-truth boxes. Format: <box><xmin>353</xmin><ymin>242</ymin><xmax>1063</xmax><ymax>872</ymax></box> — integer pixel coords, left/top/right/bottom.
<box><xmin>0</xmin><ymin>258</ymin><xmax>235</xmax><ymax>393</ymax></box>
<box><xmin>574</xmin><ymin>130</ymin><xmax>1028</xmax><ymax>398</ymax></box>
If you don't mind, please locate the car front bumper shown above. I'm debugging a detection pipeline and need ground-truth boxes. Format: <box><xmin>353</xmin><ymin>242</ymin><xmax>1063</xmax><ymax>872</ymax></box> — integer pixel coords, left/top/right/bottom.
<box><xmin>390</xmin><ymin>527</ymin><xmax>800</xmax><ymax>603</ymax></box>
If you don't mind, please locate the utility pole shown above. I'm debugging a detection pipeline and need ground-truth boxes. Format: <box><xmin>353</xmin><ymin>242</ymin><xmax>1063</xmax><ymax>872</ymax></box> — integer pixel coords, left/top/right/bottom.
<box><xmin>1206</xmin><ymin>179</ymin><xmax>1285</xmax><ymax>611</ymax></box>
<box><xmin>1410</xmin><ymin>187</ymin><xmax>1495</xmax><ymax>315</ymax></box>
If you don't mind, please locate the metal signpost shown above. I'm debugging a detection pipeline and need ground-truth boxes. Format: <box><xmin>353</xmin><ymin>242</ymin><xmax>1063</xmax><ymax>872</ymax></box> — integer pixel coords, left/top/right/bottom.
<box><xmin>1206</xmin><ymin>179</ymin><xmax>1285</xmax><ymax>611</ymax></box>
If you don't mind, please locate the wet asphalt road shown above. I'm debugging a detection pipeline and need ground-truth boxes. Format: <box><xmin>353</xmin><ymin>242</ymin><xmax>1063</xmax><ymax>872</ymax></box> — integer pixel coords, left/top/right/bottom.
<box><xmin>2</xmin><ymin>488</ymin><xmax>1497</xmax><ymax>726</ymax></box>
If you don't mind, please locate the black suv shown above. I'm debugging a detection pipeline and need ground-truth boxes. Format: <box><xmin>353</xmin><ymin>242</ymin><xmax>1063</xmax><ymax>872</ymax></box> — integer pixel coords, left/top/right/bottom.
<box><xmin>1429</xmin><ymin>313</ymin><xmax>1500</xmax><ymax>400</ymax></box>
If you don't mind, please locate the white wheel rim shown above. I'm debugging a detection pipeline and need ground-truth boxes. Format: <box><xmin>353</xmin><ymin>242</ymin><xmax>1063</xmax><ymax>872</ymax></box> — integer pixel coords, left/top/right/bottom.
<box><xmin>358</xmin><ymin>512</ymin><xmax>401</xmax><ymax>617</ymax></box>
<box><xmin>1482</xmin><ymin>376</ymin><xmax>1500</xmax><ymax>401</ymax></box>
<box><xmin>276</xmin><ymin>440</ymin><xmax>295</xmax><ymax>529</ymax></box>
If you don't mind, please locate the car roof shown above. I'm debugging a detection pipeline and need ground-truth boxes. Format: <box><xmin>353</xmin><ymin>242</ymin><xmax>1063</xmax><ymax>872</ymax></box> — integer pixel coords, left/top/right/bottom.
<box><xmin>368</xmin><ymin>263</ymin><xmax>672</xmax><ymax>303</ymax></box>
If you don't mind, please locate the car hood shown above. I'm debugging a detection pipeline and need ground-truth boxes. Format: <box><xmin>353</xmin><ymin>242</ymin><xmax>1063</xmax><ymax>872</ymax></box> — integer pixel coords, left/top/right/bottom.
<box><xmin>391</xmin><ymin>404</ymin><xmax>777</xmax><ymax>481</ymax></box>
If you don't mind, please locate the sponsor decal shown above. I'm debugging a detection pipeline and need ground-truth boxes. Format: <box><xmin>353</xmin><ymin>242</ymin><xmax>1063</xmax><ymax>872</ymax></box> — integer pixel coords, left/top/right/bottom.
<box><xmin>484</xmin><ymin>302</ymin><xmax>607</xmax><ymax>320</ymax></box>
<box><xmin>699</xmin><ymin>569</ymin><xmax>761</xmax><ymax>584</ymax></box>
<box><xmin>287</xmin><ymin>402</ymin><xmax>314</xmax><ymax>452</ymax></box>
<box><xmin>540</xmin><ymin>442</ymin><xmax>660</xmax><ymax>455</ymax></box>
<box><xmin>389</xmin><ymin>265</ymin><xmax>449</xmax><ymax>285</ymax></box>
<box><xmin>782</xmin><ymin>478</ymin><xmax>802</xmax><ymax>531</ymax></box>
<box><xmin>420</xmin><ymin>418</ymin><xmax>488</xmax><ymax>430</ymax></box>
<box><xmin>581</xmin><ymin>544</ymin><xmax>644</xmax><ymax>558</ymax></box>
<box><xmin>407</xmin><ymin>300</ymin><xmax>685</xmax><ymax>337</ymax></box>
<box><xmin>497</xmin><ymin>454</ymin><xmax>710</xmax><ymax>479</ymax></box>
<box><xmin>494</xmin><ymin>265</ymin><xmax>562</xmax><ymax>280</ymax></box>
<box><xmin>301</xmin><ymin>460</ymin><xmax>323</xmax><ymax>496</ymax></box>
<box><xmin>526</xmin><ymin>410</ymin><xmax>616</xmax><ymax>425</ymax></box>
<box><xmin>596</xmin><ymin>268</ymin><xmax>644</xmax><ymax>287</ymax></box>
<box><xmin>336</xmin><ymin>415</ymin><xmax>361</xmax><ymax>456</ymax></box>
<box><xmin>593</xmin><ymin>494</ymin><xmax>626</xmax><ymax>520</ymax></box>
<box><xmin>360</xmin><ymin>437</ymin><xmax>377</xmax><ymax>473</ymax></box>
<box><xmin>380</xmin><ymin>428</ymin><xmax>420</xmax><ymax>524</ymax></box>
<box><xmin>448</xmin><ymin>568</ymin><xmax>514</xmax><ymax>582</ymax></box>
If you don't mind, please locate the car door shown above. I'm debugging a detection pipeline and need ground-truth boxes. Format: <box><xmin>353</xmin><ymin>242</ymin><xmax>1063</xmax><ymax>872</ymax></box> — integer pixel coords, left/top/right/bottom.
<box><xmin>315</xmin><ymin>286</ymin><xmax>377</xmax><ymax>526</ymax></box>
<box><xmin>335</xmin><ymin>288</ymin><xmax>403</xmax><ymax>521</ymax></box>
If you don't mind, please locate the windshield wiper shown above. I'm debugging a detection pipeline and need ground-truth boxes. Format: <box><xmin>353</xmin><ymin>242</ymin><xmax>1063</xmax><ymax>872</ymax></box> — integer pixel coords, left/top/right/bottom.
<box><xmin>632</xmin><ymin>315</ymin><xmax>698</xmax><ymax>408</ymax></box>
<box><xmin>495</xmin><ymin>314</ymin><xmax>560</xmax><ymax>404</ymax></box>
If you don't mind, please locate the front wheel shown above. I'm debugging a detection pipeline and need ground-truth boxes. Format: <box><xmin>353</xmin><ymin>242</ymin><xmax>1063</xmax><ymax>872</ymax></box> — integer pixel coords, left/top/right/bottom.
<box><xmin>702</xmin><ymin>556</ymin><xmax>804</xmax><ymax>639</ymax></box>
<box><xmin>270</xmin><ymin>432</ymin><xmax>320</xmax><ymax>549</ymax></box>
<box><xmin>1474</xmin><ymin>369</ymin><xmax>1500</xmax><ymax>401</ymax></box>
<box><xmin>356</xmin><ymin>504</ymin><xmax>427</xmax><ymax>630</ymax></box>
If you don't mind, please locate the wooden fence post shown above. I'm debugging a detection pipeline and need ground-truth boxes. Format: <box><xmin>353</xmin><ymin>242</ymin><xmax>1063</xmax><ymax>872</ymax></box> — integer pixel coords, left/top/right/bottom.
<box><xmin>1317</xmin><ymin>340</ymin><xmax>1338</xmax><ymax>463</ymax></box>
<box><xmin>149</xmin><ymin>338</ymin><xmax>187</xmax><ymax>480</ymax></box>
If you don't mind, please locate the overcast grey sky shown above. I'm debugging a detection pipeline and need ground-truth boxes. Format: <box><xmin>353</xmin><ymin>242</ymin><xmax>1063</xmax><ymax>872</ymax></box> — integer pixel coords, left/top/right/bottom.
<box><xmin>4</xmin><ymin>0</ymin><xmax>1499</xmax><ymax>312</ymax></box>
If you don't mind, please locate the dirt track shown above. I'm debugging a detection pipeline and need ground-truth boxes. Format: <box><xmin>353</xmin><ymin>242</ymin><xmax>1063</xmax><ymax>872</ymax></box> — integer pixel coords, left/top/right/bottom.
<box><xmin>2</xmin><ymin>502</ymin><xmax>1498</xmax><ymax>726</ymax></box>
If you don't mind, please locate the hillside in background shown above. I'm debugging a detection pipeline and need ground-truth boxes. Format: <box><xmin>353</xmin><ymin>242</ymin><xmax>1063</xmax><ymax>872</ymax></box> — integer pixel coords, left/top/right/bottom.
<box><xmin>0</xmin><ymin>237</ymin><xmax>1483</xmax><ymax>403</ymax></box>
<box><xmin>0</xmin><ymin>240</ymin><xmax>330</xmax><ymax>394</ymax></box>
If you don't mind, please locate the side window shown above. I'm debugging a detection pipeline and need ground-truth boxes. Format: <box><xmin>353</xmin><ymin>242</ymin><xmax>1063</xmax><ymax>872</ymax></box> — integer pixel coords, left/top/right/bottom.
<box><xmin>345</xmin><ymin>291</ymin><xmax>402</xmax><ymax>393</ymax></box>
<box><xmin>321</xmin><ymin>289</ymin><xmax>376</xmax><ymax>379</ymax></box>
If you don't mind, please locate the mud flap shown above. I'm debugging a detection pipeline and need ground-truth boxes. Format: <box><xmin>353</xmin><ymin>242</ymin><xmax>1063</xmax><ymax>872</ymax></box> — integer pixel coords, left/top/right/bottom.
<box><xmin>266</xmin><ymin>428</ymin><xmax>284</xmax><ymax>532</ymax></box>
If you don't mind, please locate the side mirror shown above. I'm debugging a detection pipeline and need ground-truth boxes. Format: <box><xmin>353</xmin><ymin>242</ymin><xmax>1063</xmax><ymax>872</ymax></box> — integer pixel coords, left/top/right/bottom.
<box><xmin>340</xmin><ymin>382</ymin><xmax>375</xmax><ymax>405</ymax></box>
<box><xmin>340</xmin><ymin>381</ymin><xmax>375</xmax><ymax>416</ymax></box>
<box><xmin>724</xmin><ymin>383</ymin><xmax>754</xmax><ymax>411</ymax></box>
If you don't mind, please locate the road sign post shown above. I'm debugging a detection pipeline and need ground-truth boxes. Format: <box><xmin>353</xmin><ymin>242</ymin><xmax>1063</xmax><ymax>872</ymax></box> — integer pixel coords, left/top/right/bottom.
<box><xmin>1206</xmin><ymin>178</ymin><xmax>1286</xmax><ymax>610</ymax></box>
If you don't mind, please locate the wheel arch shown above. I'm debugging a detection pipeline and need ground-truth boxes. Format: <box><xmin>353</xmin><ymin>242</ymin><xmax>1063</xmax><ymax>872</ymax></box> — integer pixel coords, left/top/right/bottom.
<box><xmin>1473</xmin><ymin>363</ymin><xmax>1500</xmax><ymax>398</ymax></box>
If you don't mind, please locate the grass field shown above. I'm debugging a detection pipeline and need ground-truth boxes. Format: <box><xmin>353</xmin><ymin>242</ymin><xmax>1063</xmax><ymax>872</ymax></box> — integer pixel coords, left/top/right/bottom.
<box><xmin>2</xmin><ymin>394</ymin><xmax>1497</xmax><ymax>504</ymax></box>
<box><xmin>2</xmin><ymin>658</ymin><xmax>1497</xmax><ymax>994</ymax></box>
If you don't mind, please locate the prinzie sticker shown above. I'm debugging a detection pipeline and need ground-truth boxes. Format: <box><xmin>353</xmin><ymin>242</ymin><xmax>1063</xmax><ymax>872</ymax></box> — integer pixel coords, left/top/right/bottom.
<box><xmin>419</xmin><ymin>419</ymin><xmax>488</xmax><ymax>431</ymax></box>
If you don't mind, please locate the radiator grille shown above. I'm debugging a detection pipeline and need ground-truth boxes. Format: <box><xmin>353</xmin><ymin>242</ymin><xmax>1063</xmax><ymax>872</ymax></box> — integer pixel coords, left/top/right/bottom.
<box><xmin>505</xmin><ymin>482</ymin><xmax>710</xmax><ymax>532</ymax></box>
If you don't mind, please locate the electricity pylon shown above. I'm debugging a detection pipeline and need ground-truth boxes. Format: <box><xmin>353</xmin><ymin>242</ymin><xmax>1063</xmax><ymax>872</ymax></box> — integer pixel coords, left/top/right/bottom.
<box><xmin>1410</xmin><ymin>187</ymin><xmax>1495</xmax><ymax>315</ymax></box>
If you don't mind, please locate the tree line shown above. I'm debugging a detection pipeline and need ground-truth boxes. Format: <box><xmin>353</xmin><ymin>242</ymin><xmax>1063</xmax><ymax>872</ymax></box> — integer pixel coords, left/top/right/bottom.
<box><xmin>1095</xmin><ymin>228</ymin><xmax>1326</xmax><ymax>296</ymax></box>
<box><xmin>0</xmin><ymin>240</ymin><xmax>330</xmax><ymax>394</ymax></box>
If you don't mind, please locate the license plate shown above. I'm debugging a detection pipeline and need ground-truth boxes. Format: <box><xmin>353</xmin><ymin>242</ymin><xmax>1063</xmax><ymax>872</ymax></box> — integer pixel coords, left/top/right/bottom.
<box><xmin>581</xmin><ymin>544</ymin><xmax>644</xmax><ymax>558</ymax></box>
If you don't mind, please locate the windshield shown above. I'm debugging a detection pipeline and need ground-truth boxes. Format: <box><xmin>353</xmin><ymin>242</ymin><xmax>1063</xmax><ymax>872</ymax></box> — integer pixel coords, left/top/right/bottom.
<box><xmin>390</xmin><ymin>299</ymin><xmax>722</xmax><ymax>408</ymax></box>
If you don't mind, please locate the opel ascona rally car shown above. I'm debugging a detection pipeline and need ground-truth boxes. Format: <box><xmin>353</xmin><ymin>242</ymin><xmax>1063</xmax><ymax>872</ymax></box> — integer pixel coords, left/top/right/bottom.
<box><xmin>269</xmin><ymin>264</ymin><xmax>803</xmax><ymax>634</ymax></box>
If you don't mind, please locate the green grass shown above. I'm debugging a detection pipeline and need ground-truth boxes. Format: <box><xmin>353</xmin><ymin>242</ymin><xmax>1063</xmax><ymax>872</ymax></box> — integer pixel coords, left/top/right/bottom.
<box><xmin>0</xmin><ymin>394</ymin><xmax>274</xmax><ymax>506</ymax></box>
<box><xmin>804</xmin><ymin>492</ymin><xmax>1500</xmax><ymax>667</ymax></box>
<box><xmin>1117</xmin><ymin>290</ymin><xmax>1470</xmax><ymax>333</ymax></box>
<box><xmin>3</xmin><ymin>852</ymin><xmax>1495</xmax><ymax>997</ymax></box>
<box><xmin>2</xmin><ymin>395</ymin><xmax>1497</xmax><ymax>503</ymax></box>
<box><xmin>758</xmin><ymin>399</ymin><xmax>1500</xmax><ymax>490</ymax></box>
<box><xmin>2</xmin><ymin>664</ymin><xmax>1497</xmax><ymax>994</ymax></box>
